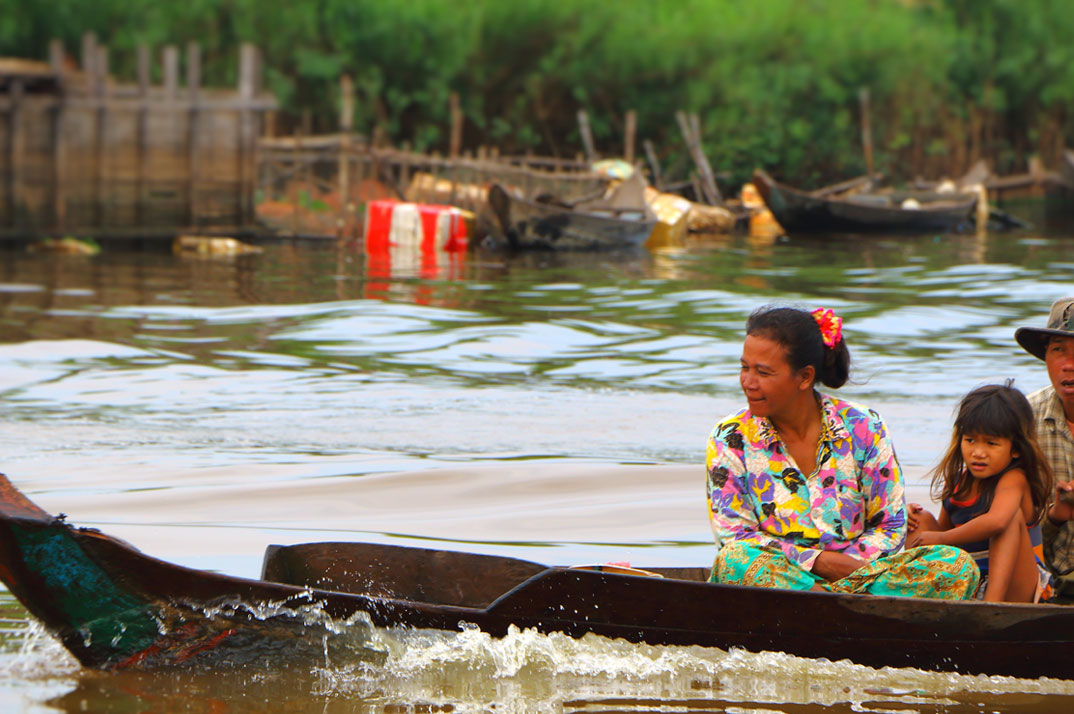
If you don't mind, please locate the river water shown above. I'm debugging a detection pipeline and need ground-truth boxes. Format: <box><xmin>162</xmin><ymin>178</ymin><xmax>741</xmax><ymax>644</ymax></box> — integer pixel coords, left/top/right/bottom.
<box><xmin>2</xmin><ymin>218</ymin><xmax>1074</xmax><ymax>712</ymax></box>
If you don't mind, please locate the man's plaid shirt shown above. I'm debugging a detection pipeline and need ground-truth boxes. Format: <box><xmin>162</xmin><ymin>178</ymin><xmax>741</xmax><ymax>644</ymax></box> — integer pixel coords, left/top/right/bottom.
<box><xmin>1033</xmin><ymin>386</ymin><xmax>1074</xmax><ymax>575</ymax></box>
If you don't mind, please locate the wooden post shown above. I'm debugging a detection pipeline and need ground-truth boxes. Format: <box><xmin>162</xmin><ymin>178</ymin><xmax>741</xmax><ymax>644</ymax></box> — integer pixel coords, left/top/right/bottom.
<box><xmin>449</xmin><ymin>91</ymin><xmax>462</xmax><ymax>159</ymax></box>
<box><xmin>291</xmin><ymin>127</ymin><xmax>302</xmax><ymax>238</ymax></box>
<box><xmin>691</xmin><ymin>173</ymin><xmax>703</xmax><ymax>204</ymax></box>
<box><xmin>643</xmin><ymin>139</ymin><xmax>663</xmax><ymax>190</ymax></box>
<box><xmin>6</xmin><ymin>79</ymin><xmax>23</xmax><ymax>228</ymax></box>
<box><xmin>163</xmin><ymin>45</ymin><xmax>179</xmax><ymax>95</ymax></box>
<box><xmin>135</xmin><ymin>44</ymin><xmax>150</xmax><ymax>226</ymax></box>
<box><xmin>49</xmin><ymin>40</ymin><xmax>67</xmax><ymax>232</ymax></box>
<box><xmin>523</xmin><ymin>151</ymin><xmax>534</xmax><ymax>198</ymax></box>
<box><xmin>624</xmin><ymin>109</ymin><xmax>636</xmax><ymax>164</ymax></box>
<box><xmin>48</xmin><ymin>37</ymin><xmax>65</xmax><ymax>73</ymax></box>
<box><xmin>339</xmin><ymin>75</ymin><xmax>355</xmax><ymax>132</ymax></box>
<box><xmin>80</xmin><ymin>32</ymin><xmax>97</xmax><ymax>76</ymax></box>
<box><xmin>237</xmin><ymin>43</ymin><xmax>258</xmax><ymax>227</ymax></box>
<box><xmin>163</xmin><ymin>46</ymin><xmax>178</xmax><ymax>227</ymax></box>
<box><xmin>338</xmin><ymin>74</ymin><xmax>354</xmax><ymax>238</ymax></box>
<box><xmin>187</xmin><ymin>42</ymin><xmax>202</xmax><ymax>228</ymax></box>
<box><xmin>355</xmin><ymin>141</ymin><xmax>368</xmax><ymax>235</ymax></box>
<box><xmin>400</xmin><ymin>140</ymin><xmax>411</xmax><ymax>193</ymax></box>
<box><xmin>577</xmin><ymin>109</ymin><xmax>596</xmax><ymax>163</ymax></box>
<box><xmin>448</xmin><ymin>158</ymin><xmax>459</xmax><ymax>205</ymax></box>
<box><xmin>676</xmin><ymin>110</ymin><xmax>722</xmax><ymax>205</ymax></box>
<box><xmin>301</xmin><ymin>109</ymin><xmax>314</xmax><ymax>216</ymax></box>
<box><xmin>859</xmin><ymin>87</ymin><xmax>874</xmax><ymax>177</ymax></box>
<box><xmin>692</xmin><ymin>111</ymin><xmax>722</xmax><ymax>205</ymax></box>
<box><xmin>95</xmin><ymin>45</ymin><xmax>111</xmax><ymax>228</ymax></box>
<box><xmin>263</xmin><ymin>110</ymin><xmax>277</xmax><ymax>137</ymax></box>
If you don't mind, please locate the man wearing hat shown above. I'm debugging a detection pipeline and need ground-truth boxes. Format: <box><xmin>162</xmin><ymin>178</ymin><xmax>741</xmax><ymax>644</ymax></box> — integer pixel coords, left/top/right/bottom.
<box><xmin>1016</xmin><ymin>297</ymin><xmax>1074</xmax><ymax>588</ymax></box>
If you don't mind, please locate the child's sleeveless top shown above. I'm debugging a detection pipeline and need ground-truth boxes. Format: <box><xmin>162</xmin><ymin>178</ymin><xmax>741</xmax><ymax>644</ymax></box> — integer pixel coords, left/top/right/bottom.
<box><xmin>941</xmin><ymin>469</ymin><xmax>1043</xmax><ymax>576</ymax></box>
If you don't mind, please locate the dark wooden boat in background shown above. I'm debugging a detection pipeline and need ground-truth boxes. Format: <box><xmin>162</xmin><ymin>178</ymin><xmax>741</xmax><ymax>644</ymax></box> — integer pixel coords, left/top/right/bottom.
<box><xmin>487</xmin><ymin>173</ymin><xmax>658</xmax><ymax>250</ymax></box>
<box><xmin>2</xmin><ymin>471</ymin><xmax>1073</xmax><ymax>678</ymax></box>
<box><xmin>752</xmin><ymin>169</ymin><xmax>978</xmax><ymax>234</ymax></box>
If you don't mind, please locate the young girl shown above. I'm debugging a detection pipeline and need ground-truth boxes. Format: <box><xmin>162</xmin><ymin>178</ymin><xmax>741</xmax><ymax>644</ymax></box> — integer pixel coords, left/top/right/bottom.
<box><xmin>908</xmin><ymin>382</ymin><xmax>1055</xmax><ymax>602</ymax></box>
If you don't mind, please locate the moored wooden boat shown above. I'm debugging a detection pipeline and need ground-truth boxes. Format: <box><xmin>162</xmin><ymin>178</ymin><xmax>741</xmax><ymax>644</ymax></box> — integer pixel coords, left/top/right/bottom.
<box><xmin>487</xmin><ymin>173</ymin><xmax>658</xmax><ymax>250</ymax></box>
<box><xmin>2</xmin><ymin>471</ymin><xmax>1073</xmax><ymax>678</ymax></box>
<box><xmin>752</xmin><ymin>169</ymin><xmax>978</xmax><ymax>234</ymax></box>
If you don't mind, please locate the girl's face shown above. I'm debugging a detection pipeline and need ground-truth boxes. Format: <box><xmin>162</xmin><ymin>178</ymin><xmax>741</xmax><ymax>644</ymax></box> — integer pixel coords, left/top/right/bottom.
<box><xmin>739</xmin><ymin>334</ymin><xmax>813</xmax><ymax>419</ymax></box>
<box><xmin>960</xmin><ymin>431</ymin><xmax>1018</xmax><ymax>480</ymax></box>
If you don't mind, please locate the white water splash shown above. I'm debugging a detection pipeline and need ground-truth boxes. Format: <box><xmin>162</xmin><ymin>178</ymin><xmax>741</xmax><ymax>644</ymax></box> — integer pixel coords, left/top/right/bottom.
<box><xmin>308</xmin><ymin>622</ymin><xmax>1074</xmax><ymax>712</ymax></box>
<box><xmin>0</xmin><ymin>619</ymin><xmax>80</xmax><ymax>714</ymax></box>
<box><xmin>0</xmin><ymin>620</ymin><xmax>79</xmax><ymax>680</ymax></box>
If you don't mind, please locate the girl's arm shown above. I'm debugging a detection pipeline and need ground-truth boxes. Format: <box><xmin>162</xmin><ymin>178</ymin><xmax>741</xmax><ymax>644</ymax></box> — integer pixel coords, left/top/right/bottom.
<box><xmin>916</xmin><ymin>470</ymin><xmax>1028</xmax><ymax>547</ymax></box>
<box><xmin>907</xmin><ymin>506</ymin><xmax>951</xmax><ymax>547</ymax></box>
<box><xmin>908</xmin><ymin>504</ymin><xmax>944</xmax><ymax>533</ymax></box>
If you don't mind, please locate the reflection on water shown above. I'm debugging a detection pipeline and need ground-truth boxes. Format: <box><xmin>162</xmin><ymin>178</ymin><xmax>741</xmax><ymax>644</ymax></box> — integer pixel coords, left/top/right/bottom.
<box><xmin>2</xmin><ymin>223</ymin><xmax>1074</xmax><ymax>711</ymax></box>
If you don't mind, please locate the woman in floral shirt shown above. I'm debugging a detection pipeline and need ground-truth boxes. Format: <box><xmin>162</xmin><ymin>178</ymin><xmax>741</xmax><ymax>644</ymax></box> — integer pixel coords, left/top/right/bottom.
<box><xmin>707</xmin><ymin>306</ymin><xmax>979</xmax><ymax>598</ymax></box>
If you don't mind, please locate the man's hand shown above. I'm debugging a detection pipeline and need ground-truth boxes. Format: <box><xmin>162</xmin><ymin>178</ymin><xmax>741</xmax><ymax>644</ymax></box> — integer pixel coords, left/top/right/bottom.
<box><xmin>1048</xmin><ymin>481</ymin><xmax>1074</xmax><ymax>524</ymax></box>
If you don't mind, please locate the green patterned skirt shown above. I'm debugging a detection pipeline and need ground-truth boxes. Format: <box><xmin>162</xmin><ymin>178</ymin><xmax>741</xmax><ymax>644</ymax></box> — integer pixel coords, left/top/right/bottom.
<box><xmin>710</xmin><ymin>541</ymin><xmax>980</xmax><ymax>599</ymax></box>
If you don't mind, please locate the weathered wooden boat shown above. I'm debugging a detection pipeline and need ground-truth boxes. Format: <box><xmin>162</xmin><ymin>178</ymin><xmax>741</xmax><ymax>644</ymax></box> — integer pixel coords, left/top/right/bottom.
<box><xmin>2</xmin><ymin>471</ymin><xmax>1073</xmax><ymax>679</ymax></box>
<box><xmin>486</xmin><ymin>173</ymin><xmax>658</xmax><ymax>250</ymax></box>
<box><xmin>752</xmin><ymin>169</ymin><xmax>978</xmax><ymax>234</ymax></box>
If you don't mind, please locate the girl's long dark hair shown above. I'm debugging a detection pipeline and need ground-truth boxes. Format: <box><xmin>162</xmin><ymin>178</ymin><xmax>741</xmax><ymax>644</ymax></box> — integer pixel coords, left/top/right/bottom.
<box><xmin>930</xmin><ymin>380</ymin><xmax>1054</xmax><ymax>524</ymax></box>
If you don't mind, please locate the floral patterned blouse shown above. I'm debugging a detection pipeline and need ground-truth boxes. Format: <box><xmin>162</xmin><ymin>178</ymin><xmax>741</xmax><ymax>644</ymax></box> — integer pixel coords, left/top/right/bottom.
<box><xmin>706</xmin><ymin>393</ymin><xmax>906</xmax><ymax>571</ymax></box>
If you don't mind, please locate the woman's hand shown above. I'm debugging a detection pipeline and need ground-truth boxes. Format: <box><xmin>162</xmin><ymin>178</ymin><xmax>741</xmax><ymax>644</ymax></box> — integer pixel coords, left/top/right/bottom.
<box><xmin>812</xmin><ymin>551</ymin><xmax>865</xmax><ymax>582</ymax></box>
<box><xmin>907</xmin><ymin>503</ymin><xmax>939</xmax><ymax>533</ymax></box>
<box><xmin>1049</xmin><ymin>481</ymin><xmax>1074</xmax><ymax>524</ymax></box>
<box><xmin>908</xmin><ymin>529</ymin><xmax>946</xmax><ymax>548</ymax></box>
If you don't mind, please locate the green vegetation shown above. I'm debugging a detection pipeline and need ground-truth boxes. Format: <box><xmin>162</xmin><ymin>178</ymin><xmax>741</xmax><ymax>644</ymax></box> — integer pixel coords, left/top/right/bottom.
<box><xmin>3</xmin><ymin>0</ymin><xmax>1073</xmax><ymax>188</ymax></box>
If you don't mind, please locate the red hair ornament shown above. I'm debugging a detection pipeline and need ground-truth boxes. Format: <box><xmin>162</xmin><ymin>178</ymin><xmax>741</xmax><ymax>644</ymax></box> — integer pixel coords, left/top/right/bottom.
<box><xmin>811</xmin><ymin>308</ymin><xmax>843</xmax><ymax>348</ymax></box>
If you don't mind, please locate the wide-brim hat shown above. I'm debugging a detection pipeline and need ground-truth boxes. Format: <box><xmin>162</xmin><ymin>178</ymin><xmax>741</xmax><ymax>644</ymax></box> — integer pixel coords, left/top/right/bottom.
<box><xmin>1015</xmin><ymin>297</ymin><xmax>1074</xmax><ymax>361</ymax></box>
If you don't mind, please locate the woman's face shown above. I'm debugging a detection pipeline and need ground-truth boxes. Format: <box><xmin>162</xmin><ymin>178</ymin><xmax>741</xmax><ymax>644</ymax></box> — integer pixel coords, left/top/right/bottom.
<box><xmin>739</xmin><ymin>333</ymin><xmax>814</xmax><ymax>419</ymax></box>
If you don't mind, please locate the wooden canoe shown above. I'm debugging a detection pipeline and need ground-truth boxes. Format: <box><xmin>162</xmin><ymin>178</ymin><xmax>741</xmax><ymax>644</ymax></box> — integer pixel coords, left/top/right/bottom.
<box><xmin>752</xmin><ymin>169</ymin><xmax>978</xmax><ymax>234</ymax></box>
<box><xmin>2</xmin><ymin>471</ymin><xmax>1073</xmax><ymax>678</ymax></box>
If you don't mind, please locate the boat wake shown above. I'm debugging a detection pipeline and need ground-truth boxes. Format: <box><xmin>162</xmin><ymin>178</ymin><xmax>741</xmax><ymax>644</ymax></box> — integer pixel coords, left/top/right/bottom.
<box><xmin>5</xmin><ymin>593</ymin><xmax>1074</xmax><ymax>713</ymax></box>
<box><xmin>311</xmin><ymin>621</ymin><xmax>1074</xmax><ymax>712</ymax></box>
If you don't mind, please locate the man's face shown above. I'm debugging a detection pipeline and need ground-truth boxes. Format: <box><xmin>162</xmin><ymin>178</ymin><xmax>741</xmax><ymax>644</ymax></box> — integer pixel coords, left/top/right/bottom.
<box><xmin>1045</xmin><ymin>335</ymin><xmax>1074</xmax><ymax>413</ymax></box>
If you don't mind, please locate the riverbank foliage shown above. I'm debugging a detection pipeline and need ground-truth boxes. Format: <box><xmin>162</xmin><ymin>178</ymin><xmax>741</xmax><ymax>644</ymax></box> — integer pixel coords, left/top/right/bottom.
<box><xmin>3</xmin><ymin>0</ymin><xmax>1073</xmax><ymax>187</ymax></box>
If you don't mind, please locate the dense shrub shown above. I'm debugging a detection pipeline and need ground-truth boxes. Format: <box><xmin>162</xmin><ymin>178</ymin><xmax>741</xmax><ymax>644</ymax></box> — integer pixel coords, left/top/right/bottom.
<box><xmin>3</xmin><ymin>0</ymin><xmax>1073</xmax><ymax>188</ymax></box>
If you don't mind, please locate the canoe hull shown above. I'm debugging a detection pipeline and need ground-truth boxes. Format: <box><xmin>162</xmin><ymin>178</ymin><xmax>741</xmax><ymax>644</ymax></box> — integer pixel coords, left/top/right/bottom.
<box><xmin>2</xmin><ymin>473</ymin><xmax>1073</xmax><ymax>677</ymax></box>
<box><xmin>753</xmin><ymin>169</ymin><xmax>977</xmax><ymax>234</ymax></box>
<box><xmin>263</xmin><ymin>541</ymin><xmax>1071</xmax><ymax>679</ymax></box>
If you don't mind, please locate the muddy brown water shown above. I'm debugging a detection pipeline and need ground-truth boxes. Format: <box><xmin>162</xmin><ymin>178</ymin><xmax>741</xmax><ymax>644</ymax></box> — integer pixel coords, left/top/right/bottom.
<box><xmin>2</xmin><ymin>223</ymin><xmax>1074</xmax><ymax>712</ymax></box>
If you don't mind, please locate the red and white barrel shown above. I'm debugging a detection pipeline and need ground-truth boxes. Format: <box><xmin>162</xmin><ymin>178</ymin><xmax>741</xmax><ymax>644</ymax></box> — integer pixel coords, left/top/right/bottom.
<box><xmin>364</xmin><ymin>200</ymin><xmax>468</xmax><ymax>257</ymax></box>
